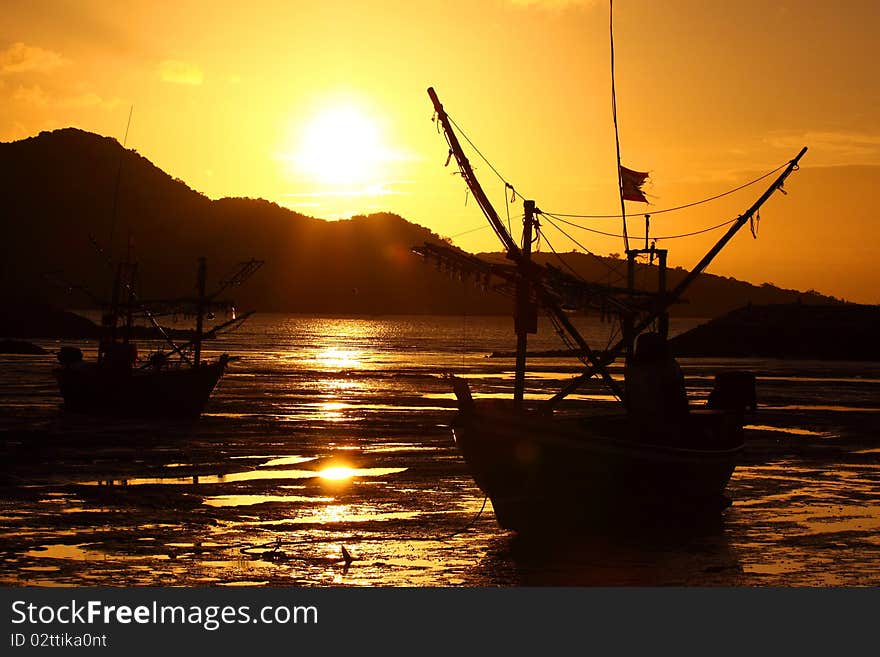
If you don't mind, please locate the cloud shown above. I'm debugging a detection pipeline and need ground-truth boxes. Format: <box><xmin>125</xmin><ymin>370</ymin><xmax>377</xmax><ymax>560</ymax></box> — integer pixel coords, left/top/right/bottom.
<box><xmin>0</xmin><ymin>42</ymin><xmax>71</xmax><ymax>74</ymax></box>
<box><xmin>282</xmin><ymin>181</ymin><xmax>412</xmax><ymax>198</ymax></box>
<box><xmin>12</xmin><ymin>84</ymin><xmax>49</xmax><ymax>106</ymax></box>
<box><xmin>11</xmin><ymin>83</ymin><xmax>119</xmax><ymax>110</ymax></box>
<box><xmin>765</xmin><ymin>130</ymin><xmax>880</xmax><ymax>165</ymax></box>
<box><xmin>157</xmin><ymin>59</ymin><xmax>204</xmax><ymax>85</ymax></box>
<box><xmin>62</xmin><ymin>91</ymin><xmax>121</xmax><ymax>110</ymax></box>
<box><xmin>507</xmin><ymin>0</ymin><xmax>598</xmax><ymax>10</ymax></box>
<box><xmin>0</xmin><ymin>121</ymin><xmax>31</xmax><ymax>142</ymax></box>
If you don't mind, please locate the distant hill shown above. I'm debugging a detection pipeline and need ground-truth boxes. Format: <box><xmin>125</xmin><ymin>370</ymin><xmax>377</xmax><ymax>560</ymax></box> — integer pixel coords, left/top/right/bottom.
<box><xmin>669</xmin><ymin>303</ymin><xmax>880</xmax><ymax>360</ymax></box>
<box><xmin>0</xmin><ymin>129</ymin><xmax>844</xmax><ymax>318</ymax></box>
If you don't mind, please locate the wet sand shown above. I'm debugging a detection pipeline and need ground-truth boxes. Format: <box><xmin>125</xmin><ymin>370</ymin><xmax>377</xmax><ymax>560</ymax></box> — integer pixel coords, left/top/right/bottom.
<box><xmin>1</xmin><ymin>315</ymin><xmax>879</xmax><ymax>586</ymax></box>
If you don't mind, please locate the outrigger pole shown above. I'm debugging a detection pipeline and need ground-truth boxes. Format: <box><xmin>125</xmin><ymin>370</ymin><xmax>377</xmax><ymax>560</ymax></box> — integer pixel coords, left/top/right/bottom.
<box><xmin>89</xmin><ymin>234</ymin><xmax>194</xmax><ymax>365</ymax></box>
<box><xmin>429</xmin><ymin>88</ymin><xmax>520</xmax><ymax>257</ymax></box>
<box><xmin>428</xmin><ymin>87</ymin><xmax>624</xmax><ymax>401</ymax></box>
<box><xmin>544</xmin><ymin>145</ymin><xmax>808</xmax><ymax>409</ymax></box>
<box><xmin>428</xmin><ymin>87</ymin><xmax>806</xmax><ymax>411</ymax></box>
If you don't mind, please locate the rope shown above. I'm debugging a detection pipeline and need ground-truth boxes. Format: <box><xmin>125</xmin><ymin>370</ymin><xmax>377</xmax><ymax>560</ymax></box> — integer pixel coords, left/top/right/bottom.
<box><xmin>545</xmin><ymin>161</ymin><xmax>788</xmax><ymax>219</ymax></box>
<box><xmin>610</xmin><ymin>0</ymin><xmax>629</xmax><ymax>251</ymax></box>
<box><xmin>505</xmin><ymin>183</ymin><xmax>515</xmax><ymax>235</ymax></box>
<box><xmin>652</xmin><ymin>218</ymin><xmax>739</xmax><ymax>240</ymax></box>
<box><xmin>543</xmin><ymin>210</ymin><xmax>739</xmax><ymax>241</ymax></box>
<box><xmin>108</xmin><ymin>105</ymin><xmax>134</xmax><ymax>260</ymax></box>
<box><xmin>537</xmin><ymin>225</ymin><xmax>588</xmax><ymax>282</ymax></box>
<box><xmin>447</xmin><ymin>115</ymin><xmax>524</xmax><ymax>197</ymax></box>
<box><xmin>540</xmin><ymin>215</ymin><xmax>627</xmax><ymax>284</ymax></box>
<box><xmin>438</xmin><ymin>118</ymin><xmax>509</xmax><ymax>249</ymax></box>
<box><xmin>448</xmin><ymin>224</ymin><xmax>491</xmax><ymax>240</ymax></box>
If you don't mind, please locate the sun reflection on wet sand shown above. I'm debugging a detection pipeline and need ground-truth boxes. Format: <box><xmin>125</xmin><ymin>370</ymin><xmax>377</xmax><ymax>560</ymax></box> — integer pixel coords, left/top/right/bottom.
<box><xmin>3</xmin><ymin>315</ymin><xmax>880</xmax><ymax>587</ymax></box>
<box><xmin>313</xmin><ymin>348</ymin><xmax>364</xmax><ymax>369</ymax></box>
<box><xmin>237</xmin><ymin>505</ymin><xmax>421</xmax><ymax>525</ymax></box>
<box><xmin>203</xmin><ymin>495</ymin><xmax>335</xmax><ymax>507</ymax></box>
<box><xmin>24</xmin><ymin>544</ymin><xmax>172</xmax><ymax>562</ymax></box>
<box><xmin>744</xmin><ymin>424</ymin><xmax>830</xmax><ymax>437</ymax></box>
<box><xmin>77</xmin><ymin>464</ymin><xmax>406</xmax><ymax>487</ymax></box>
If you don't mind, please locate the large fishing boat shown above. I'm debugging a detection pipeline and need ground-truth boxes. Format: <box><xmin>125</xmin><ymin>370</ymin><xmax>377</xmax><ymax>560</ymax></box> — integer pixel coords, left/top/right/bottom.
<box><xmin>54</xmin><ymin>255</ymin><xmax>262</xmax><ymax>418</ymax></box>
<box><xmin>416</xmin><ymin>86</ymin><xmax>806</xmax><ymax>532</ymax></box>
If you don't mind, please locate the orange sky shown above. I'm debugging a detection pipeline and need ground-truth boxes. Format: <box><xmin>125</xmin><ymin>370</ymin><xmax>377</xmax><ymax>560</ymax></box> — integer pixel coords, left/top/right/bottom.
<box><xmin>2</xmin><ymin>0</ymin><xmax>878</xmax><ymax>303</ymax></box>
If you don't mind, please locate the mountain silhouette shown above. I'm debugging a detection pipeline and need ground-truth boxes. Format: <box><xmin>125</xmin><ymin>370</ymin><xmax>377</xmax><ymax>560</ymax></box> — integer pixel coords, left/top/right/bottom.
<box><xmin>0</xmin><ymin>128</ymin><xmax>843</xmax><ymax>318</ymax></box>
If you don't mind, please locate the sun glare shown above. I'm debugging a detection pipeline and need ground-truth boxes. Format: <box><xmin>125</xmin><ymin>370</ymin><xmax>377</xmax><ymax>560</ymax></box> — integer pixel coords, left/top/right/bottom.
<box><xmin>291</xmin><ymin>105</ymin><xmax>387</xmax><ymax>185</ymax></box>
<box><xmin>319</xmin><ymin>467</ymin><xmax>356</xmax><ymax>481</ymax></box>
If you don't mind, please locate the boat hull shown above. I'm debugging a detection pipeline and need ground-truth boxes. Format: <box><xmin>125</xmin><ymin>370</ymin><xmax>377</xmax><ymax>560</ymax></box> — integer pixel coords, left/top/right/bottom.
<box><xmin>452</xmin><ymin>403</ymin><xmax>743</xmax><ymax>532</ymax></box>
<box><xmin>54</xmin><ymin>360</ymin><xmax>227</xmax><ymax>418</ymax></box>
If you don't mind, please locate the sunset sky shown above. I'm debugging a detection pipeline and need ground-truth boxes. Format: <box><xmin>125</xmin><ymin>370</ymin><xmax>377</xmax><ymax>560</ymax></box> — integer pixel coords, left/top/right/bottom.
<box><xmin>2</xmin><ymin>0</ymin><xmax>878</xmax><ymax>302</ymax></box>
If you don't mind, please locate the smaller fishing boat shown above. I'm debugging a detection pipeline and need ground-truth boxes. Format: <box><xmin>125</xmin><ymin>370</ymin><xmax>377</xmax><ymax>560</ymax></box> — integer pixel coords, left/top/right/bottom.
<box><xmin>54</xmin><ymin>255</ymin><xmax>262</xmax><ymax>418</ymax></box>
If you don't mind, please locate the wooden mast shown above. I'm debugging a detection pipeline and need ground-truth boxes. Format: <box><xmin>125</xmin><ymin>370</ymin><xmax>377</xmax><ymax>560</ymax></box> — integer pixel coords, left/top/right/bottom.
<box><xmin>123</xmin><ymin>262</ymin><xmax>137</xmax><ymax>345</ymax></box>
<box><xmin>428</xmin><ymin>86</ymin><xmax>624</xmax><ymax>402</ymax></box>
<box><xmin>103</xmin><ymin>263</ymin><xmax>122</xmax><ymax>362</ymax></box>
<box><xmin>544</xmin><ymin>146</ymin><xmax>808</xmax><ymax>409</ymax></box>
<box><xmin>427</xmin><ymin>87</ymin><xmax>520</xmax><ymax>258</ymax></box>
<box><xmin>194</xmin><ymin>256</ymin><xmax>206</xmax><ymax>367</ymax></box>
<box><xmin>425</xmin><ymin>87</ymin><xmax>806</xmax><ymax>411</ymax></box>
<box><xmin>513</xmin><ymin>200</ymin><xmax>536</xmax><ymax>407</ymax></box>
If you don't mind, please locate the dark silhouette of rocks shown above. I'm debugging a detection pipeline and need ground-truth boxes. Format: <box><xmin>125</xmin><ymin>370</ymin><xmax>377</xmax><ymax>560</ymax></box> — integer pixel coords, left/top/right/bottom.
<box><xmin>0</xmin><ymin>339</ymin><xmax>47</xmax><ymax>355</ymax></box>
<box><xmin>0</xmin><ymin>304</ymin><xmax>99</xmax><ymax>339</ymax></box>
<box><xmin>669</xmin><ymin>303</ymin><xmax>880</xmax><ymax>360</ymax></box>
<box><xmin>0</xmin><ymin>129</ymin><xmax>844</xmax><ymax>317</ymax></box>
<box><xmin>0</xmin><ymin>303</ymin><xmax>201</xmax><ymax>341</ymax></box>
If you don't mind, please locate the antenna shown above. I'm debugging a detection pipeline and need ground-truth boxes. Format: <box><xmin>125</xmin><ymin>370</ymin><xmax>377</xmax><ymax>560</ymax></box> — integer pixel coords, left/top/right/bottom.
<box><xmin>107</xmin><ymin>105</ymin><xmax>134</xmax><ymax>261</ymax></box>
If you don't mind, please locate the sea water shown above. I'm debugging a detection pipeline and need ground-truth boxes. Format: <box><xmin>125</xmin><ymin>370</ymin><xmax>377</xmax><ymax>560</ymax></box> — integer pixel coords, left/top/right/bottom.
<box><xmin>1</xmin><ymin>314</ymin><xmax>879</xmax><ymax>586</ymax></box>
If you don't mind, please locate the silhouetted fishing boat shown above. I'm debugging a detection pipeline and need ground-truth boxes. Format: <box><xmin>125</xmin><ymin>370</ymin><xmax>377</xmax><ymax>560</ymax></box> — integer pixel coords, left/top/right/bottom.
<box><xmin>54</xmin><ymin>255</ymin><xmax>262</xmax><ymax>418</ymax></box>
<box><xmin>416</xmin><ymin>86</ymin><xmax>806</xmax><ymax>532</ymax></box>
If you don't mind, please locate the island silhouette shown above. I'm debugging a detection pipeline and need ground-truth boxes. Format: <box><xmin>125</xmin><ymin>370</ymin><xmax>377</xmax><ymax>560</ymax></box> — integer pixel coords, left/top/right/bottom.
<box><xmin>0</xmin><ymin>128</ymin><xmax>848</xmax><ymax>321</ymax></box>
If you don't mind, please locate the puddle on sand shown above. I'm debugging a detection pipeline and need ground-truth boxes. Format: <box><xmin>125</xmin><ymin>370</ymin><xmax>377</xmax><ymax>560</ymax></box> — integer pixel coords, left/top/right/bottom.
<box><xmin>241</xmin><ymin>506</ymin><xmax>422</xmax><ymax>525</ymax></box>
<box><xmin>260</xmin><ymin>456</ymin><xmax>318</xmax><ymax>468</ymax></box>
<box><xmin>4</xmin><ymin>341</ymin><xmax>880</xmax><ymax>587</ymax></box>
<box><xmin>745</xmin><ymin>424</ymin><xmax>830</xmax><ymax>437</ymax></box>
<box><xmin>79</xmin><ymin>466</ymin><xmax>407</xmax><ymax>487</ymax></box>
<box><xmin>203</xmin><ymin>495</ymin><xmax>335</xmax><ymax>507</ymax></box>
<box><xmin>25</xmin><ymin>544</ymin><xmax>172</xmax><ymax>562</ymax></box>
<box><xmin>765</xmin><ymin>405</ymin><xmax>880</xmax><ymax>413</ymax></box>
<box><xmin>218</xmin><ymin>581</ymin><xmax>269</xmax><ymax>587</ymax></box>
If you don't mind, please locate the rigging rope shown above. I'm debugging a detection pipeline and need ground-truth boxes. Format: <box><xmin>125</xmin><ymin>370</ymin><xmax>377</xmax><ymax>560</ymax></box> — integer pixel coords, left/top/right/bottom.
<box><xmin>544</xmin><ymin>161</ymin><xmax>788</xmax><ymax>219</ymax></box>
<box><xmin>540</xmin><ymin>223</ymin><xmax>625</xmax><ymax>355</ymax></box>
<box><xmin>504</xmin><ymin>183</ymin><xmax>513</xmax><ymax>235</ymax></box>
<box><xmin>542</xmin><ymin>210</ymin><xmax>739</xmax><ymax>241</ymax></box>
<box><xmin>537</xmin><ymin>224</ymin><xmax>589</xmax><ymax>283</ymax></box>
<box><xmin>447</xmin><ymin>224</ymin><xmax>491</xmax><ymax>240</ymax></box>
<box><xmin>447</xmin><ymin>115</ymin><xmax>524</xmax><ymax>198</ymax></box>
<box><xmin>540</xmin><ymin>215</ymin><xmax>627</xmax><ymax>284</ymax></box>
<box><xmin>610</xmin><ymin>0</ymin><xmax>629</xmax><ymax>252</ymax></box>
<box><xmin>108</xmin><ymin>105</ymin><xmax>134</xmax><ymax>261</ymax></box>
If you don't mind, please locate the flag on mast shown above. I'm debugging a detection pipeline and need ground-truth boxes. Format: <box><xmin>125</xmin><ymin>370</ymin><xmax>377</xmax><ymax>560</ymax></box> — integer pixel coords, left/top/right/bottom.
<box><xmin>619</xmin><ymin>165</ymin><xmax>649</xmax><ymax>203</ymax></box>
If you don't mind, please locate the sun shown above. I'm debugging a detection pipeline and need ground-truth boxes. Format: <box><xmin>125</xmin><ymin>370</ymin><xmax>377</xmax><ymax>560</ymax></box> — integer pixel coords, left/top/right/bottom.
<box><xmin>291</xmin><ymin>105</ymin><xmax>387</xmax><ymax>185</ymax></box>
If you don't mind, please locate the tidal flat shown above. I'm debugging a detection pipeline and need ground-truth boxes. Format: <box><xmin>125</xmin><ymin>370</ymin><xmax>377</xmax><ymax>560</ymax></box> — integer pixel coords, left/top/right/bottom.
<box><xmin>2</xmin><ymin>315</ymin><xmax>879</xmax><ymax>586</ymax></box>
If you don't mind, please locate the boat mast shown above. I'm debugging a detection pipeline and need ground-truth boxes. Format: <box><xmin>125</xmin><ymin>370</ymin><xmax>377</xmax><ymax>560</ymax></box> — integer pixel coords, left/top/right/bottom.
<box><xmin>545</xmin><ymin>146</ymin><xmax>808</xmax><ymax>408</ymax></box>
<box><xmin>107</xmin><ymin>262</ymin><xmax>122</xmax><ymax>348</ymax></box>
<box><xmin>428</xmin><ymin>86</ymin><xmax>624</xmax><ymax>401</ymax></box>
<box><xmin>427</xmin><ymin>88</ymin><xmax>520</xmax><ymax>258</ymax></box>
<box><xmin>123</xmin><ymin>262</ymin><xmax>137</xmax><ymax>345</ymax></box>
<box><xmin>513</xmin><ymin>200</ymin><xmax>537</xmax><ymax>407</ymax></box>
<box><xmin>194</xmin><ymin>256</ymin><xmax>206</xmax><ymax>367</ymax></box>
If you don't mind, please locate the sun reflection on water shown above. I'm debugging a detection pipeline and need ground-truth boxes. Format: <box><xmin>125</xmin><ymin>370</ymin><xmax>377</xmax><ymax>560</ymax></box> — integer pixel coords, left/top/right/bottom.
<box><xmin>314</xmin><ymin>348</ymin><xmax>363</xmax><ymax>369</ymax></box>
<box><xmin>317</xmin><ymin>466</ymin><xmax>406</xmax><ymax>482</ymax></box>
<box><xmin>320</xmin><ymin>467</ymin><xmax>354</xmax><ymax>481</ymax></box>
